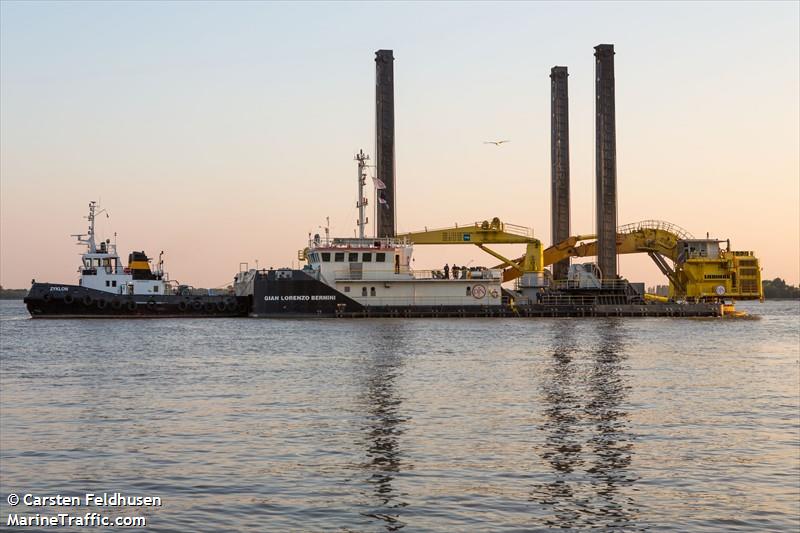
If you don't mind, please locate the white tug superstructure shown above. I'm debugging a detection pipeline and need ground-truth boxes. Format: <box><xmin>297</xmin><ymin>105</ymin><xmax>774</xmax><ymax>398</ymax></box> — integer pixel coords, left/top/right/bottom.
<box><xmin>298</xmin><ymin>151</ymin><xmax>503</xmax><ymax>308</ymax></box>
<box><xmin>73</xmin><ymin>201</ymin><xmax>169</xmax><ymax>296</ymax></box>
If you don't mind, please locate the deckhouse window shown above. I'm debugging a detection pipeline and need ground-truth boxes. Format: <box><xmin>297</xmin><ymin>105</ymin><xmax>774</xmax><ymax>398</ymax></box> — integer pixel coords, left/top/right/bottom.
<box><xmin>376</xmin><ymin>253</ymin><xmax>386</xmax><ymax>262</ymax></box>
<box><xmin>321</xmin><ymin>252</ymin><xmax>331</xmax><ymax>262</ymax></box>
<box><xmin>348</xmin><ymin>253</ymin><xmax>358</xmax><ymax>262</ymax></box>
<box><xmin>362</xmin><ymin>253</ymin><xmax>372</xmax><ymax>262</ymax></box>
<box><xmin>370</xmin><ymin>287</ymin><xmax>376</xmax><ymax>296</ymax></box>
<box><xmin>334</xmin><ymin>252</ymin><xmax>345</xmax><ymax>262</ymax></box>
<box><xmin>153</xmin><ymin>285</ymin><xmax>159</xmax><ymax>292</ymax></box>
<box><xmin>361</xmin><ymin>287</ymin><xmax>367</xmax><ymax>296</ymax></box>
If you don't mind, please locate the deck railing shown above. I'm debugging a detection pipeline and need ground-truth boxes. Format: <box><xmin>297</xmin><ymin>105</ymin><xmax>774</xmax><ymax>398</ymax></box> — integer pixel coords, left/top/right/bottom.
<box><xmin>332</xmin><ymin>268</ymin><xmax>502</xmax><ymax>281</ymax></box>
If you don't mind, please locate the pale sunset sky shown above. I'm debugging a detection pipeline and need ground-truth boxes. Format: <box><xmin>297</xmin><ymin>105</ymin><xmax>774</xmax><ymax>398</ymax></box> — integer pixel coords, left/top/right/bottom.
<box><xmin>1</xmin><ymin>1</ymin><xmax>798</xmax><ymax>289</ymax></box>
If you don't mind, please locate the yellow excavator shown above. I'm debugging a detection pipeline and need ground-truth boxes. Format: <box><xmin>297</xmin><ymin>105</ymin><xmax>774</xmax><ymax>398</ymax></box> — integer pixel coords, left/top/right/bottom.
<box><xmin>397</xmin><ymin>218</ymin><xmax>763</xmax><ymax>303</ymax></box>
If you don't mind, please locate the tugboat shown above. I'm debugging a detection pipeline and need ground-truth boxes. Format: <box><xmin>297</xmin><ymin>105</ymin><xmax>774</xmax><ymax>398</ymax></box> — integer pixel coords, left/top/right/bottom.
<box><xmin>24</xmin><ymin>202</ymin><xmax>247</xmax><ymax>318</ymax></box>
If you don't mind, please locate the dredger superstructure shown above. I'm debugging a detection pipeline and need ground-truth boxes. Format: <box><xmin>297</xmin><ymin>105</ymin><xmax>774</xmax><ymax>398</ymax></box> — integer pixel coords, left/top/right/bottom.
<box><xmin>233</xmin><ymin>44</ymin><xmax>762</xmax><ymax>318</ymax></box>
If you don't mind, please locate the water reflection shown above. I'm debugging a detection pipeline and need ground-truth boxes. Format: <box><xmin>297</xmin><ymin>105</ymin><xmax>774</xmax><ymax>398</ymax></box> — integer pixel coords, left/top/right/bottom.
<box><xmin>532</xmin><ymin>320</ymin><xmax>640</xmax><ymax>530</ymax></box>
<box><xmin>355</xmin><ymin>326</ymin><xmax>411</xmax><ymax>531</ymax></box>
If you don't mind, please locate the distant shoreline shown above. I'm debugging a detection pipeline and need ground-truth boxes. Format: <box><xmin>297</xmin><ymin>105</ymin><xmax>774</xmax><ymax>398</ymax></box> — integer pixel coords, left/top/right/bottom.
<box><xmin>0</xmin><ymin>290</ymin><xmax>28</xmax><ymax>300</ymax></box>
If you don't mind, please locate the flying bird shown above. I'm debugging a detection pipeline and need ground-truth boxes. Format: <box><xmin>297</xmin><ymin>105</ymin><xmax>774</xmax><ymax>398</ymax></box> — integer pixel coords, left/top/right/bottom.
<box><xmin>483</xmin><ymin>140</ymin><xmax>511</xmax><ymax>146</ymax></box>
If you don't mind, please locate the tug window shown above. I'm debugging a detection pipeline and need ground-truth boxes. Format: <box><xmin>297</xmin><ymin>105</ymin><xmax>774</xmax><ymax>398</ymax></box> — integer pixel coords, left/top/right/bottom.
<box><xmin>153</xmin><ymin>285</ymin><xmax>159</xmax><ymax>293</ymax></box>
<box><xmin>321</xmin><ymin>252</ymin><xmax>331</xmax><ymax>262</ymax></box>
<box><xmin>344</xmin><ymin>286</ymin><xmax>350</xmax><ymax>293</ymax></box>
<box><xmin>370</xmin><ymin>287</ymin><xmax>376</xmax><ymax>296</ymax></box>
<box><xmin>348</xmin><ymin>252</ymin><xmax>358</xmax><ymax>262</ymax></box>
<box><xmin>376</xmin><ymin>253</ymin><xmax>386</xmax><ymax>262</ymax></box>
<box><xmin>112</xmin><ymin>281</ymin><xmax>117</xmax><ymax>287</ymax></box>
<box><xmin>361</xmin><ymin>287</ymin><xmax>367</xmax><ymax>297</ymax></box>
<box><xmin>466</xmin><ymin>286</ymin><xmax>471</xmax><ymax>296</ymax></box>
<box><xmin>334</xmin><ymin>252</ymin><xmax>345</xmax><ymax>262</ymax></box>
<box><xmin>362</xmin><ymin>253</ymin><xmax>372</xmax><ymax>262</ymax></box>
<box><xmin>106</xmin><ymin>280</ymin><xmax>110</xmax><ymax>287</ymax></box>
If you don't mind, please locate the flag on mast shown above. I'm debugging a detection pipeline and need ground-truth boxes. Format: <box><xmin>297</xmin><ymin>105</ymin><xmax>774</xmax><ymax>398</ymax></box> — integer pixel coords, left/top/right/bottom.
<box><xmin>372</xmin><ymin>177</ymin><xmax>386</xmax><ymax>190</ymax></box>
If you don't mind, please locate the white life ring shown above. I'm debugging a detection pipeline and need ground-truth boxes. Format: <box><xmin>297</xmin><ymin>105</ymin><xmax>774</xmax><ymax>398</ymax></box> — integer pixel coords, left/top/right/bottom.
<box><xmin>471</xmin><ymin>285</ymin><xmax>487</xmax><ymax>299</ymax></box>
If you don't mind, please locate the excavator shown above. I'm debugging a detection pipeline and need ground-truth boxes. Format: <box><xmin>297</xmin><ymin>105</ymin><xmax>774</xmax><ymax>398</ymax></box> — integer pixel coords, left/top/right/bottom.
<box><xmin>397</xmin><ymin>218</ymin><xmax>763</xmax><ymax>303</ymax></box>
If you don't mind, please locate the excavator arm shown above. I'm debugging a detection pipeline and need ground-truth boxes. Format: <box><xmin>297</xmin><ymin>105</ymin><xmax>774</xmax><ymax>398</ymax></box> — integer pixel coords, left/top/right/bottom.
<box><xmin>499</xmin><ymin>220</ymin><xmax>762</xmax><ymax>301</ymax></box>
<box><xmin>502</xmin><ymin>226</ymin><xmax>684</xmax><ymax>283</ymax></box>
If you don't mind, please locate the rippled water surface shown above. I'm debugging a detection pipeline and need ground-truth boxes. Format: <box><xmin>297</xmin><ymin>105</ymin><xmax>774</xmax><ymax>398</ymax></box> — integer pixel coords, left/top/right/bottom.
<box><xmin>1</xmin><ymin>300</ymin><xmax>799</xmax><ymax>531</ymax></box>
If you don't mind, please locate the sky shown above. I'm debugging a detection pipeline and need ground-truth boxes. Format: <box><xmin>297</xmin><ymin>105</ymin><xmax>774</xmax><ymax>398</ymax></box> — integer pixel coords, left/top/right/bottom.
<box><xmin>1</xmin><ymin>1</ymin><xmax>798</xmax><ymax>289</ymax></box>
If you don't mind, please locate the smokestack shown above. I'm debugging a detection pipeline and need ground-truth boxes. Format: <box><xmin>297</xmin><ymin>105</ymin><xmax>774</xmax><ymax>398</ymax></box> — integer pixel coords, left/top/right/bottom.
<box><xmin>375</xmin><ymin>49</ymin><xmax>396</xmax><ymax>238</ymax></box>
<box><xmin>550</xmin><ymin>66</ymin><xmax>570</xmax><ymax>281</ymax></box>
<box><xmin>594</xmin><ymin>44</ymin><xmax>617</xmax><ymax>280</ymax></box>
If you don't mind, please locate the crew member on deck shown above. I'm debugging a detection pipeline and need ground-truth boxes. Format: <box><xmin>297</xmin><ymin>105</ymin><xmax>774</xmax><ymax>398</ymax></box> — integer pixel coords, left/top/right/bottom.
<box><xmin>443</xmin><ymin>263</ymin><xmax>450</xmax><ymax>279</ymax></box>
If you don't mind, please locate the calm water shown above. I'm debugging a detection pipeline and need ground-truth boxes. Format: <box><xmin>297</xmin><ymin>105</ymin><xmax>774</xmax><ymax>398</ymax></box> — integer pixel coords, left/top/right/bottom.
<box><xmin>1</xmin><ymin>300</ymin><xmax>798</xmax><ymax>532</ymax></box>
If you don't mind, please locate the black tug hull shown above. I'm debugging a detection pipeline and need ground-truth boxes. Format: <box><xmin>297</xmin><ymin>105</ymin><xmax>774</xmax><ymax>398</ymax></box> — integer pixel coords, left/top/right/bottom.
<box><xmin>250</xmin><ymin>270</ymin><xmax>723</xmax><ymax>318</ymax></box>
<box><xmin>24</xmin><ymin>283</ymin><xmax>248</xmax><ymax>318</ymax></box>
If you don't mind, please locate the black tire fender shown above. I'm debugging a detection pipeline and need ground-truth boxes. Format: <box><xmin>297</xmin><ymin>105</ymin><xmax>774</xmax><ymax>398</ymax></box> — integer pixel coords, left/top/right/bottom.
<box><xmin>82</xmin><ymin>295</ymin><xmax>94</xmax><ymax>306</ymax></box>
<box><xmin>177</xmin><ymin>300</ymin><xmax>189</xmax><ymax>312</ymax></box>
<box><xmin>215</xmin><ymin>301</ymin><xmax>226</xmax><ymax>312</ymax></box>
<box><xmin>64</xmin><ymin>293</ymin><xmax>74</xmax><ymax>304</ymax></box>
<box><xmin>96</xmin><ymin>298</ymin><xmax>108</xmax><ymax>309</ymax></box>
<box><xmin>111</xmin><ymin>299</ymin><xmax>123</xmax><ymax>310</ymax></box>
<box><xmin>191</xmin><ymin>300</ymin><xmax>203</xmax><ymax>311</ymax></box>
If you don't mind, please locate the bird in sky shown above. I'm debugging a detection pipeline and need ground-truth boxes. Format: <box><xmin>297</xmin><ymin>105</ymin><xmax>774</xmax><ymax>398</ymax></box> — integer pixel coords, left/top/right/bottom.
<box><xmin>483</xmin><ymin>140</ymin><xmax>510</xmax><ymax>146</ymax></box>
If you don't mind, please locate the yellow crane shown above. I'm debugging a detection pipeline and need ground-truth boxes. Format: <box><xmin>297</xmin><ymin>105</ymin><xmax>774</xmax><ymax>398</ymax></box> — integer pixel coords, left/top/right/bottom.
<box><xmin>398</xmin><ymin>218</ymin><xmax>763</xmax><ymax>302</ymax></box>
<box><xmin>505</xmin><ymin>220</ymin><xmax>763</xmax><ymax>302</ymax></box>
<box><xmin>397</xmin><ymin>217</ymin><xmax>545</xmax><ymax>284</ymax></box>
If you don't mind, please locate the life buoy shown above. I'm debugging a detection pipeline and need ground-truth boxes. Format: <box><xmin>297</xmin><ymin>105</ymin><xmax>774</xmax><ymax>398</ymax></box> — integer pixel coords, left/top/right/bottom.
<box><xmin>64</xmin><ymin>293</ymin><xmax>74</xmax><ymax>304</ymax></box>
<box><xmin>96</xmin><ymin>298</ymin><xmax>108</xmax><ymax>309</ymax></box>
<box><xmin>82</xmin><ymin>295</ymin><xmax>94</xmax><ymax>306</ymax></box>
<box><xmin>215</xmin><ymin>301</ymin><xmax>226</xmax><ymax>312</ymax></box>
<box><xmin>177</xmin><ymin>300</ymin><xmax>189</xmax><ymax>312</ymax></box>
<box><xmin>191</xmin><ymin>300</ymin><xmax>203</xmax><ymax>311</ymax></box>
<box><xmin>111</xmin><ymin>299</ymin><xmax>123</xmax><ymax>310</ymax></box>
<box><xmin>489</xmin><ymin>289</ymin><xmax>499</xmax><ymax>298</ymax></box>
<box><xmin>126</xmin><ymin>300</ymin><xmax>136</xmax><ymax>311</ymax></box>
